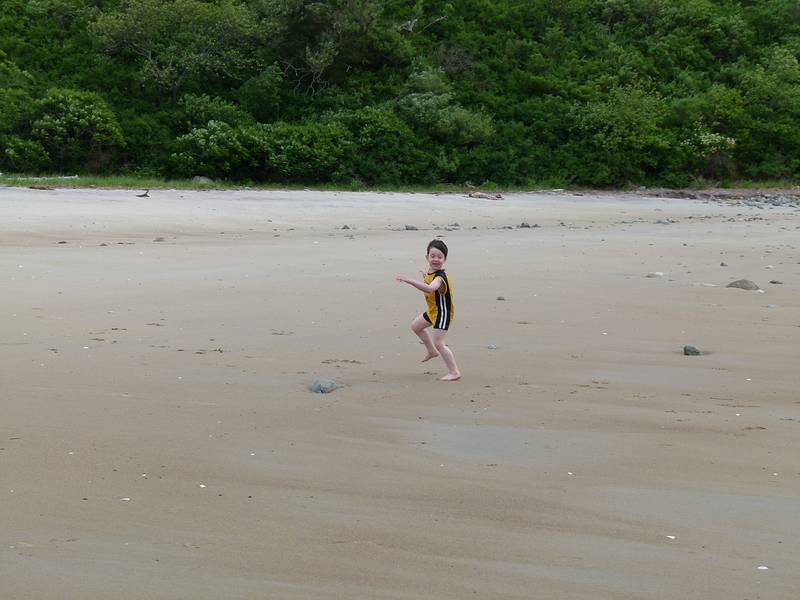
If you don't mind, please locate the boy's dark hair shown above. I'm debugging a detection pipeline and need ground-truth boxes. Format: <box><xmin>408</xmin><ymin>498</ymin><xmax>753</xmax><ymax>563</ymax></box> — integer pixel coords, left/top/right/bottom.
<box><xmin>427</xmin><ymin>239</ymin><xmax>448</xmax><ymax>258</ymax></box>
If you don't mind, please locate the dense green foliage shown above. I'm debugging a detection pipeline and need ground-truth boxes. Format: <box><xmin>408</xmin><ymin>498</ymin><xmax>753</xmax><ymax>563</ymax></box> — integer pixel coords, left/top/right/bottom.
<box><xmin>2</xmin><ymin>0</ymin><xmax>799</xmax><ymax>186</ymax></box>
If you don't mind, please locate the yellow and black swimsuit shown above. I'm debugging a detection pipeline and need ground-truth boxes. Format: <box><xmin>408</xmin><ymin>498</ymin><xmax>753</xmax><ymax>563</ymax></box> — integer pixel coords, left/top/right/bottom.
<box><xmin>422</xmin><ymin>270</ymin><xmax>454</xmax><ymax>330</ymax></box>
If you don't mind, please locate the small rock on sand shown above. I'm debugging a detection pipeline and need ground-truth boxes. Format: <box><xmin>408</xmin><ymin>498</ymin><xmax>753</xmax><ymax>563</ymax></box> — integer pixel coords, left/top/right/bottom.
<box><xmin>683</xmin><ymin>345</ymin><xmax>701</xmax><ymax>356</ymax></box>
<box><xmin>468</xmin><ymin>192</ymin><xmax>503</xmax><ymax>200</ymax></box>
<box><xmin>726</xmin><ymin>279</ymin><xmax>760</xmax><ymax>290</ymax></box>
<box><xmin>646</xmin><ymin>272</ymin><xmax>664</xmax><ymax>278</ymax></box>
<box><xmin>309</xmin><ymin>379</ymin><xmax>341</xmax><ymax>394</ymax></box>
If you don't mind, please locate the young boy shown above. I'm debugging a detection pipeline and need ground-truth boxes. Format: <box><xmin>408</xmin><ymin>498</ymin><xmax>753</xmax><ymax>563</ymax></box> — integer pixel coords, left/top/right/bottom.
<box><xmin>396</xmin><ymin>239</ymin><xmax>461</xmax><ymax>381</ymax></box>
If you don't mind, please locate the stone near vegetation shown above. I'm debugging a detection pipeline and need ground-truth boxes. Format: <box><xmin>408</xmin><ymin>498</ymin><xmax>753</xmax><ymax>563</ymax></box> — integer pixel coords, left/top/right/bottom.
<box><xmin>468</xmin><ymin>192</ymin><xmax>503</xmax><ymax>200</ymax></box>
<box><xmin>309</xmin><ymin>379</ymin><xmax>341</xmax><ymax>394</ymax></box>
<box><xmin>742</xmin><ymin>194</ymin><xmax>800</xmax><ymax>208</ymax></box>
<box><xmin>192</xmin><ymin>176</ymin><xmax>213</xmax><ymax>184</ymax></box>
<box><xmin>726</xmin><ymin>279</ymin><xmax>760</xmax><ymax>290</ymax></box>
<box><xmin>683</xmin><ymin>345</ymin><xmax>701</xmax><ymax>356</ymax></box>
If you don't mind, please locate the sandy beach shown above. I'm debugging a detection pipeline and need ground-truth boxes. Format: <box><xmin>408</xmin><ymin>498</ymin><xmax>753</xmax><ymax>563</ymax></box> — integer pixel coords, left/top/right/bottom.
<box><xmin>2</xmin><ymin>186</ymin><xmax>799</xmax><ymax>599</ymax></box>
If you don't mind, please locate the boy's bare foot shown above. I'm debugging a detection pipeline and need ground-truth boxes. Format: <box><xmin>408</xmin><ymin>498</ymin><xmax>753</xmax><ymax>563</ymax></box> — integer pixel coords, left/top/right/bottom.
<box><xmin>439</xmin><ymin>372</ymin><xmax>461</xmax><ymax>381</ymax></box>
<box><xmin>421</xmin><ymin>352</ymin><xmax>439</xmax><ymax>362</ymax></box>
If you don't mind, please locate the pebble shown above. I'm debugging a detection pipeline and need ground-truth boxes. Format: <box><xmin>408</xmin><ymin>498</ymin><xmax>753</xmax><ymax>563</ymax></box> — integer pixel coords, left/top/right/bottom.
<box><xmin>496</xmin><ymin>296</ymin><xmax>506</xmax><ymax>301</ymax></box>
<box><xmin>404</xmin><ymin>224</ymin><xmax>418</xmax><ymax>231</ymax></box>
<box><xmin>646</xmin><ymin>272</ymin><xmax>664</xmax><ymax>278</ymax></box>
<box><xmin>487</xmin><ymin>344</ymin><xmax>498</xmax><ymax>350</ymax></box>
<box><xmin>769</xmin><ymin>280</ymin><xmax>783</xmax><ymax>284</ymax></box>
<box><xmin>726</xmin><ymin>279</ymin><xmax>760</xmax><ymax>290</ymax></box>
<box><xmin>683</xmin><ymin>345</ymin><xmax>701</xmax><ymax>356</ymax></box>
<box><xmin>309</xmin><ymin>379</ymin><xmax>341</xmax><ymax>393</ymax></box>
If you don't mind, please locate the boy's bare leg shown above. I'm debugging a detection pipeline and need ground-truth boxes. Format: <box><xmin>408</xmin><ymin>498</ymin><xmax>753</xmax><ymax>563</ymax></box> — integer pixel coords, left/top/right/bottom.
<box><xmin>411</xmin><ymin>314</ymin><xmax>438</xmax><ymax>361</ymax></box>
<box><xmin>432</xmin><ymin>329</ymin><xmax>461</xmax><ymax>380</ymax></box>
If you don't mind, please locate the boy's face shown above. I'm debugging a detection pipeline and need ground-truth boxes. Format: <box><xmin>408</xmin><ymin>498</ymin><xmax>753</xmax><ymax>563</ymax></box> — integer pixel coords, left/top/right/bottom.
<box><xmin>426</xmin><ymin>248</ymin><xmax>446</xmax><ymax>271</ymax></box>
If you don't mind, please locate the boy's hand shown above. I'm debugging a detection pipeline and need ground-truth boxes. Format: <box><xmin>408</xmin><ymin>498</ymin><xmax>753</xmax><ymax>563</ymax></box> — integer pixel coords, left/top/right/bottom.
<box><xmin>396</xmin><ymin>275</ymin><xmax>409</xmax><ymax>283</ymax></box>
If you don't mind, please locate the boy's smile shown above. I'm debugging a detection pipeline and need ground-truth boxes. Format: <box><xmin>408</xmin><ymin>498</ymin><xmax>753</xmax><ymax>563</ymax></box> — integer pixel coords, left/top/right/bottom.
<box><xmin>426</xmin><ymin>248</ymin><xmax>446</xmax><ymax>271</ymax></box>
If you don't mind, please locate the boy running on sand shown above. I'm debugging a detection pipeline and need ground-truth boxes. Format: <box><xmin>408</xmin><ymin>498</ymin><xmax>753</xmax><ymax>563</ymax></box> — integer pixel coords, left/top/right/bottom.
<box><xmin>396</xmin><ymin>240</ymin><xmax>461</xmax><ymax>381</ymax></box>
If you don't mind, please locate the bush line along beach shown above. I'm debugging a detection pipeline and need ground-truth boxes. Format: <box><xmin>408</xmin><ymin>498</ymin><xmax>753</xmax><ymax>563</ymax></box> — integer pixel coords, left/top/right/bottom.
<box><xmin>2</xmin><ymin>0</ymin><xmax>800</xmax><ymax>187</ymax></box>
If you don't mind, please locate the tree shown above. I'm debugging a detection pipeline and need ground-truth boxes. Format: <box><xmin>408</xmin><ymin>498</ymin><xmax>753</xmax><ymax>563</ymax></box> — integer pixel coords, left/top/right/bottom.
<box><xmin>0</xmin><ymin>50</ymin><xmax>33</xmax><ymax>89</ymax></box>
<box><xmin>258</xmin><ymin>0</ymin><xmax>411</xmax><ymax>93</ymax></box>
<box><xmin>92</xmin><ymin>0</ymin><xmax>267</xmax><ymax>102</ymax></box>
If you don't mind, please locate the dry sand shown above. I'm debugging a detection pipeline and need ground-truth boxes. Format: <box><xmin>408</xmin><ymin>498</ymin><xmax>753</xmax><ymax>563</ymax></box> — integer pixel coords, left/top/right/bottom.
<box><xmin>2</xmin><ymin>186</ymin><xmax>799</xmax><ymax>599</ymax></box>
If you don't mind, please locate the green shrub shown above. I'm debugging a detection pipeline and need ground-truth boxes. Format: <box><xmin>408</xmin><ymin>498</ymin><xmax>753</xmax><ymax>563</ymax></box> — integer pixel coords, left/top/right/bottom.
<box><xmin>325</xmin><ymin>105</ymin><xmax>435</xmax><ymax>183</ymax></box>
<box><xmin>244</xmin><ymin>121</ymin><xmax>351</xmax><ymax>182</ymax></box>
<box><xmin>238</xmin><ymin>65</ymin><xmax>285</xmax><ymax>123</ymax></box>
<box><xmin>396</xmin><ymin>68</ymin><xmax>494</xmax><ymax>146</ymax></box>
<box><xmin>0</xmin><ymin>88</ymin><xmax>36</xmax><ymax>134</ymax></box>
<box><xmin>178</xmin><ymin>93</ymin><xmax>253</xmax><ymax>131</ymax></box>
<box><xmin>31</xmin><ymin>88</ymin><xmax>124</xmax><ymax>172</ymax></box>
<box><xmin>172</xmin><ymin>119</ymin><xmax>351</xmax><ymax>182</ymax></box>
<box><xmin>570</xmin><ymin>86</ymin><xmax>674</xmax><ymax>185</ymax></box>
<box><xmin>171</xmin><ymin>120</ymin><xmax>250</xmax><ymax>178</ymax></box>
<box><xmin>116</xmin><ymin>108</ymin><xmax>175</xmax><ymax>172</ymax></box>
<box><xmin>0</xmin><ymin>50</ymin><xmax>33</xmax><ymax>89</ymax></box>
<box><xmin>734</xmin><ymin>47</ymin><xmax>800</xmax><ymax>178</ymax></box>
<box><xmin>0</xmin><ymin>135</ymin><xmax>51</xmax><ymax>173</ymax></box>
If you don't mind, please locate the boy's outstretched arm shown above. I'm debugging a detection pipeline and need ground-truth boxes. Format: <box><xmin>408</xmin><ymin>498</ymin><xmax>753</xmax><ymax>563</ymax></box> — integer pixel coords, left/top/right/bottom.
<box><xmin>396</xmin><ymin>275</ymin><xmax>443</xmax><ymax>294</ymax></box>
